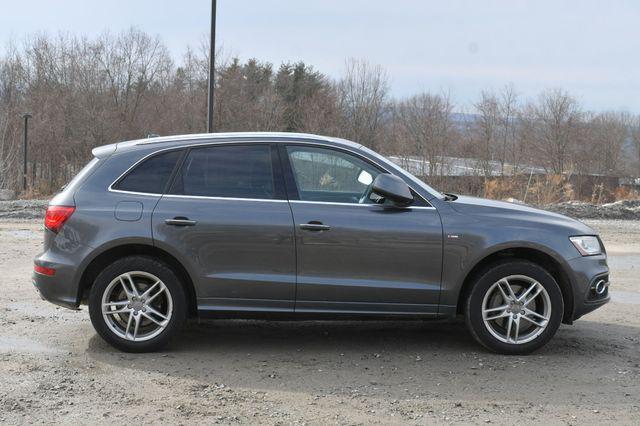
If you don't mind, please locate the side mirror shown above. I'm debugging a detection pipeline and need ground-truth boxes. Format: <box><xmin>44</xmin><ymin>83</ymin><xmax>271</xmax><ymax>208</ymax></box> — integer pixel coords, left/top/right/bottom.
<box><xmin>371</xmin><ymin>174</ymin><xmax>413</xmax><ymax>206</ymax></box>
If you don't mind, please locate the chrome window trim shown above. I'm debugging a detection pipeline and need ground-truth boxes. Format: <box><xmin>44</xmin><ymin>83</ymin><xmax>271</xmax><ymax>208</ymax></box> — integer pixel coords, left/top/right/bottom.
<box><xmin>106</xmin><ymin>138</ymin><xmax>433</xmax><ymax>207</ymax></box>
<box><xmin>108</xmin><ymin>188</ymin><xmax>163</xmax><ymax>197</ymax></box>
<box><xmin>288</xmin><ymin>200</ymin><xmax>435</xmax><ymax>209</ymax></box>
<box><xmin>162</xmin><ymin>194</ymin><xmax>288</xmax><ymax>203</ymax></box>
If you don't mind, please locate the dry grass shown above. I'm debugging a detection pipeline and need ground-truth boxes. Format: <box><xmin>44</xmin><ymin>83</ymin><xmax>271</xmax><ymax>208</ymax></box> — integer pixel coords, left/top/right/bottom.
<box><xmin>482</xmin><ymin>175</ymin><xmax>638</xmax><ymax>205</ymax></box>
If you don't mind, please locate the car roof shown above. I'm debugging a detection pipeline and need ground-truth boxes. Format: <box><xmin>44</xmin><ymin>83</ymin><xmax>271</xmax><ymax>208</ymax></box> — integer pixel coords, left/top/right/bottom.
<box><xmin>93</xmin><ymin>132</ymin><xmax>363</xmax><ymax>158</ymax></box>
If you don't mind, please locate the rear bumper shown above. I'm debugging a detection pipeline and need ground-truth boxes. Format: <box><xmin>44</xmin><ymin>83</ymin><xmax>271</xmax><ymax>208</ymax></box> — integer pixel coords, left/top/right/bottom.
<box><xmin>567</xmin><ymin>254</ymin><xmax>610</xmax><ymax>321</ymax></box>
<box><xmin>33</xmin><ymin>252</ymin><xmax>82</xmax><ymax>310</ymax></box>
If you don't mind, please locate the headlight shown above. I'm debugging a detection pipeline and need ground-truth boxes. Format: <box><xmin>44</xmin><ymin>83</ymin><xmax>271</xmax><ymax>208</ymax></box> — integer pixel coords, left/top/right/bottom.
<box><xmin>570</xmin><ymin>236</ymin><xmax>602</xmax><ymax>256</ymax></box>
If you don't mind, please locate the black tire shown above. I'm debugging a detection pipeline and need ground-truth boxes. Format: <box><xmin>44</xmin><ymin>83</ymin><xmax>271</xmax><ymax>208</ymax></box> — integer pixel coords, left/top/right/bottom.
<box><xmin>464</xmin><ymin>260</ymin><xmax>564</xmax><ymax>355</ymax></box>
<box><xmin>88</xmin><ymin>255</ymin><xmax>187</xmax><ymax>352</ymax></box>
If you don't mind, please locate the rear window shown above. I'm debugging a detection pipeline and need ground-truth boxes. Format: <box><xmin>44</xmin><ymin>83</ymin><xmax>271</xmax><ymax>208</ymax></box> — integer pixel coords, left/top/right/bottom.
<box><xmin>114</xmin><ymin>150</ymin><xmax>182</xmax><ymax>194</ymax></box>
<box><xmin>170</xmin><ymin>145</ymin><xmax>275</xmax><ymax>199</ymax></box>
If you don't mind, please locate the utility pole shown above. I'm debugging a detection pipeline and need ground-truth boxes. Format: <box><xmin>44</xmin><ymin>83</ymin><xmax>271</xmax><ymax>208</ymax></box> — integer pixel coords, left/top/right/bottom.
<box><xmin>207</xmin><ymin>0</ymin><xmax>217</xmax><ymax>133</ymax></box>
<box><xmin>22</xmin><ymin>113</ymin><xmax>32</xmax><ymax>192</ymax></box>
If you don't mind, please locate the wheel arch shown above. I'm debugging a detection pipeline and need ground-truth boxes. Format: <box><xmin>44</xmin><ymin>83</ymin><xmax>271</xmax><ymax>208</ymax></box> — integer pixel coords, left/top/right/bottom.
<box><xmin>77</xmin><ymin>243</ymin><xmax>198</xmax><ymax>317</ymax></box>
<box><xmin>455</xmin><ymin>246</ymin><xmax>574</xmax><ymax>323</ymax></box>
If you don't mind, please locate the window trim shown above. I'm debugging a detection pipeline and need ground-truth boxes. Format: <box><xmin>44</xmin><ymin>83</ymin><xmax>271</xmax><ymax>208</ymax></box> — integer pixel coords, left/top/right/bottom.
<box><xmin>279</xmin><ymin>143</ymin><xmax>432</xmax><ymax>208</ymax></box>
<box><xmin>107</xmin><ymin>139</ymin><xmax>432</xmax><ymax>208</ymax></box>
<box><xmin>108</xmin><ymin>141</ymin><xmax>286</xmax><ymax>201</ymax></box>
<box><xmin>168</xmin><ymin>143</ymin><xmax>283</xmax><ymax>200</ymax></box>
<box><xmin>109</xmin><ymin>148</ymin><xmax>186</xmax><ymax>196</ymax></box>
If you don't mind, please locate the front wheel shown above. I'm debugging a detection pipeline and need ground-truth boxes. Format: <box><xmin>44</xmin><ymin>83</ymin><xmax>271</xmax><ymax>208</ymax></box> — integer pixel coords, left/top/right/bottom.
<box><xmin>88</xmin><ymin>256</ymin><xmax>187</xmax><ymax>352</ymax></box>
<box><xmin>465</xmin><ymin>260</ymin><xmax>564</xmax><ymax>355</ymax></box>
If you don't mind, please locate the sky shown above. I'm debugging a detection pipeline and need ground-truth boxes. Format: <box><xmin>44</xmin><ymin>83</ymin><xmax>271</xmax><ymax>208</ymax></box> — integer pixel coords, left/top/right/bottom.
<box><xmin>1</xmin><ymin>0</ymin><xmax>638</xmax><ymax>112</ymax></box>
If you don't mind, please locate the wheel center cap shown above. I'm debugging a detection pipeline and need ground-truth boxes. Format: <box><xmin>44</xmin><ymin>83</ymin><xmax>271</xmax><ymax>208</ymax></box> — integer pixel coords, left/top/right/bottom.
<box><xmin>131</xmin><ymin>301</ymin><xmax>144</xmax><ymax>311</ymax></box>
<box><xmin>508</xmin><ymin>300</ymin><xmax>523</xmax><ymax>313</ymax></box>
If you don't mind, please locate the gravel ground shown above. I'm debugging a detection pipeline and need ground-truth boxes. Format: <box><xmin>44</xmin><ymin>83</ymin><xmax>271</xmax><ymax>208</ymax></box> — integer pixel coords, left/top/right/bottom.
<box><xmin>0</xmin><ymin>219</ymin><xmax>639</xmax><ymax>425</ymax></box>
<box><xmin>0</xmin><ymin>200</ymin><xmax>48</xmax><ymax>220</ymax></box>
<box><xmin>546</xmin><ymin>200</ymin><xmax>640</xmax><ymax>220</ymax></box>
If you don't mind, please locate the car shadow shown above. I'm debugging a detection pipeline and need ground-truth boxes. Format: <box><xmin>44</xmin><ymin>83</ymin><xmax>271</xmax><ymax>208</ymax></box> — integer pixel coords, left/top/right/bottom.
<box><xmin>86</xmin><ymin>318</ymin><xmax>640</xmax><ymax>404</ymax></box>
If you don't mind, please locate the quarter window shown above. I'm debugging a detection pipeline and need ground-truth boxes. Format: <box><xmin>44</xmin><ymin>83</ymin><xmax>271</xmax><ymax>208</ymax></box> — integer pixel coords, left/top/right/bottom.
<box><xmin>114</xmin><ymin>150</ymin><xmax>182</xmax><ymax>194</ymax></box>
<box><xmin>170</xmin><ymin>145</ymin><xmax>275</xmax><ymax>199</ymax></box>
<box><xmin>286</xmin><ymin>146</ymin><xmax>382</xmax><ymax>204</ymax></box>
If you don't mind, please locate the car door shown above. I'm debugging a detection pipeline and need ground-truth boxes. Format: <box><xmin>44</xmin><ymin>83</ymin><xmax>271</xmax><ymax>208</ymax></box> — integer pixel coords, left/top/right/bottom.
<box><xmin>152</xmin><ymin>143</ymin><xmax>296</xmax><ymax>313</ymax></box>
<box><xmin>282</xmin><ymin>144</ymin><xmax>443</xmax><ymax>315</ymax></box>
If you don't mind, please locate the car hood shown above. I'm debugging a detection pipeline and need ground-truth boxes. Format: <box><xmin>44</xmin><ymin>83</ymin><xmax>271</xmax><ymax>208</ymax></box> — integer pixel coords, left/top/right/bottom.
<box><xmin>448</xmin><ymin>195</ymin><xmax>595</xmax><ymax>235</ymax></box>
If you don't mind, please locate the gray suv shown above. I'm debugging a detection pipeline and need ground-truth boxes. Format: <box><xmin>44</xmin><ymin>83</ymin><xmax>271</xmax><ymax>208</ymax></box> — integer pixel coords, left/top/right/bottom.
<box><xmin>33</xmin><ymin>132</ymin><xmax>610</xmax><ymax>354</ymax></box>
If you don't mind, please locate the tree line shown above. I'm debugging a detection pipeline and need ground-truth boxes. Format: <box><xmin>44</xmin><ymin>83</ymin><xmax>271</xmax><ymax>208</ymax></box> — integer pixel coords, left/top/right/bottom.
<box><xmin>1</xmin><ymin>28</ymin><xmax>639</xmax><ymax>200</ymax></box>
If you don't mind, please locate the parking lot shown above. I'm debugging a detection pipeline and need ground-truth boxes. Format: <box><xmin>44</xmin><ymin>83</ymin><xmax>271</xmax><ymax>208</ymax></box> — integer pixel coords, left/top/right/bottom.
<box><xmin>1</xmin><ymin>219</ymin><xmax>639</xmax><ymax>424</ymax></box>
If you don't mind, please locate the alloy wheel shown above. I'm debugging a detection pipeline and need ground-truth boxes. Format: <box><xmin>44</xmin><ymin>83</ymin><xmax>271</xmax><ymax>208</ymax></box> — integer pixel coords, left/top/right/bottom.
<box><xmin>481</xmin><ymin>274</ymin><xmax>551</xmax><ymax>344</ymax></box>
<box><xmin>101</xmin><ymin>271</ymin><xmax>173</xmax><ymax>342</ymax></box>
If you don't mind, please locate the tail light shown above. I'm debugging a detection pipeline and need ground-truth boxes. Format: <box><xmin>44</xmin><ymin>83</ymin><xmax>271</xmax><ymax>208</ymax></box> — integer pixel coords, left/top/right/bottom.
<box><xmin>45</xmin><ymin>205</ymin><xmax>75</xmax><ymax>233</ymax></box>
<box><xmin>34</xmin><ymin>264</ymin><xmax>56</xmax><ymax>276</ymax></box>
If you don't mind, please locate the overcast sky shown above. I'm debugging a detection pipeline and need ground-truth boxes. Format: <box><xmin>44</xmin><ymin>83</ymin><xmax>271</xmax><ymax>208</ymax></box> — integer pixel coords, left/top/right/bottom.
<box><xmin>1</xmin><ymin>0</ymin><xmax>638</xmax><ymax>112</ymax></box>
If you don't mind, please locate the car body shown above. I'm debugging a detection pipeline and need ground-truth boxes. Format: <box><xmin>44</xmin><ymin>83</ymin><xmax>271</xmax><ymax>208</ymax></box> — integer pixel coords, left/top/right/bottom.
<box><xmin>33</xmin><ymin>132</ymin><xmax>610</xmax><ymax>353</ymax></box>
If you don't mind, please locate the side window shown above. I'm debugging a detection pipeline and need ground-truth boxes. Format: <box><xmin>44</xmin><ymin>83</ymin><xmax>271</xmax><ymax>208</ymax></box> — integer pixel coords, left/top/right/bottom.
<box><xmin>286</xmin><ymin>146</ymin><xmax>382</xmax><ymax>204</ymax></box>
<box><xmin>114</xmin><ymin>150</ymin><xmax>182</xmax><ymax>194</ymax></box>
<box><xmin>170</xmin><ymin>145</ymin><xmax>275</xmax><ymax>199</ymax></box>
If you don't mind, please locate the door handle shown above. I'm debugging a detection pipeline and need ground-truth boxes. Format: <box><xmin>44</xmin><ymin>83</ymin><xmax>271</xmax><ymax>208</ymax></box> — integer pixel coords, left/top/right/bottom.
<box><xmin>299</xmin><ymin>222</ymin><xmax>330</xmax><ymax>231</ymax></box>
<box><xmin>165</xmin><ymin>217</ymin><xmax>197</xmax><ymax>227</ymax></box>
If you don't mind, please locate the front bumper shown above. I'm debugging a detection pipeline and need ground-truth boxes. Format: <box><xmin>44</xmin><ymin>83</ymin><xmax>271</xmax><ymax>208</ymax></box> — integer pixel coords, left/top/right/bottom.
<box><xmin>567</xmin><ymin>253</ymin><xmax>610</xmax><ymax>321</ymax></box>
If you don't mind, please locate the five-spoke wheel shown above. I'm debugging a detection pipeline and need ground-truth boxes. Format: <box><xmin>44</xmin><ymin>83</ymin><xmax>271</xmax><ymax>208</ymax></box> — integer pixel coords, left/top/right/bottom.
<box><xmin>89</xmin><ymin>256</ymin><xmax>186</xmax><ymax>352</ymax></box>
<box><xmin>101</xmin><ymin>271</ymin><xmax>173</xmax><ymax>342</ymax></box>
<box><xmin>481</xmin><ymin>275</ymin><xmax>551</xmax><ymax>345</ymax></box>
<box><xmin>465</xmin><ymin>261</ymin><xmax>563</xmax><ymax>354</ymax></box>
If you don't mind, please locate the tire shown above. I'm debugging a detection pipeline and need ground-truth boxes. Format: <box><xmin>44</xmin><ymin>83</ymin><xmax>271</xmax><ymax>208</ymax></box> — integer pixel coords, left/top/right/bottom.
<box><xmin>464</xmin><ymin>260</ymin><xmax>564</xmax><ymax>355</ymax></box>
<box><xmin>88</xmin><ymin>255</ymin><xmax>187</xmax><ymax>352</ymax></box>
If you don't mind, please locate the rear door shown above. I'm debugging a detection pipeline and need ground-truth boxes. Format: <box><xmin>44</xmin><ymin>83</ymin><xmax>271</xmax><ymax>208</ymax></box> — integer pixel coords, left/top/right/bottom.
<box><xmin>152</xmin><ymin>143</ymin><xmax>296</xmax><ymax>313</ymax></box>
<box><xmin>282</xmin><ymin>144</ymin><xmax>443</xmax><ymax>315</ymax></box>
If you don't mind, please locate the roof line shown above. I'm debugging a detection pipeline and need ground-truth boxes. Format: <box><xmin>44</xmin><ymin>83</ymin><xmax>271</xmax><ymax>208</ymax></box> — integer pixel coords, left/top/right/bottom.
<box><xmin>133</xmin><ymin>132</ymin><xmax>340</xmax><ymax>146</ymax></box>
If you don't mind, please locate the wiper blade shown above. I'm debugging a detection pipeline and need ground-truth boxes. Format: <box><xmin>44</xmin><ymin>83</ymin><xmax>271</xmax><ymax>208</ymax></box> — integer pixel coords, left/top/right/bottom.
<box><xmin>443</xmin><ymin>193</ymin><xmax>458</xmax><ymax>201</ymax></box>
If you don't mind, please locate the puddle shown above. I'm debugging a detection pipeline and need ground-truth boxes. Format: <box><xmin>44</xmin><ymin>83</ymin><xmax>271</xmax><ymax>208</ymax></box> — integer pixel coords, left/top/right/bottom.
<box><xmin>0</xmin><ymin>336</ymin><xmax>62</xmax><ymax>354</ymax></box>
<box><xmin>610</xmin><ymin>291</ymin><xmax>640</xmax><ymax>305</ymax></box>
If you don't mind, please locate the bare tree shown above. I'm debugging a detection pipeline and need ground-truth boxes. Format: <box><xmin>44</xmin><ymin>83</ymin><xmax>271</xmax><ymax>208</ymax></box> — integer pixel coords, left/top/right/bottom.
<box><xmin>520</xmin><ymin>90</ymin><xmax>581</xmax><ymax>175</ymax></box>
<box><xmin>395</xmin><ymin>92</ymin><xmax>454</xmax><ymax>177</ymax></box>
<box><xmin>581</xmin><ymin>112</ymin><xmax>631</xmax><ymax>176</ymax></box>
<box><xmin>0</xmin><ymin>46</ymin><xmax>22</xmax><ymax>189</ymax></box>
<box><xmin>0</xmin><ymin>29</ymin><xmax>637</xmax><ymax>202</ymax></box>
<box><xmin>95</xmin><ymin>28</ymin><xmax>173</xmax><ymax>138</ymax></box>
<box><xmin>632</xmin><ymin>115</ymin><xmax>640</xmax><ymax>175</ymax></box>
<box><xmin>498</xmin><ymin>85</ymin><xmax>520</xmax><ymax>174</ymax></box>
<box><xmin>336</xmin><ymin>59</ymin><xmax>389</xmax><ymax>150</ymax></box>
<box><xmin>474</xmin><ymin>91</ymin><xmax>500</xmax><ymax>179</ymax></box>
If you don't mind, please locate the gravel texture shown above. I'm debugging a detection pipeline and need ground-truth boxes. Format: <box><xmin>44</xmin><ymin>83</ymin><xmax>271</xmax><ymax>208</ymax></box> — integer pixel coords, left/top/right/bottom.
<box><xmin>0</xmin><ymin>200</ymin><xmax>49</xmax><ymax>220</ymax></box>
<box><xmin>546</xmin><ymin>199</ymin><xmax>640</xmax><ymax>220</ymax></box>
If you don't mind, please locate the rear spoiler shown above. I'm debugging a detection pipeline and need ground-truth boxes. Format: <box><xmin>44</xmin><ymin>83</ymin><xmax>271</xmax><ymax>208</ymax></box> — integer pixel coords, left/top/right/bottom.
<box><xmin>91</xmin><ymin>143</ymin><xmax>117</xmax><ymax>158</ymax></box>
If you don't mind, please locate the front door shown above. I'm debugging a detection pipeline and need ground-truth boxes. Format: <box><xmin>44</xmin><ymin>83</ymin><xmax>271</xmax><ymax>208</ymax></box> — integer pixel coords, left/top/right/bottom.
<box><xmin>282</xmin><ymin>145</ymin><xmax>443</xmax><ymax>315</ymax></box>
<box><xmin>152</xmin><ymin>143</ymin><xmax>296</xmax><ymax>313</ymax></box>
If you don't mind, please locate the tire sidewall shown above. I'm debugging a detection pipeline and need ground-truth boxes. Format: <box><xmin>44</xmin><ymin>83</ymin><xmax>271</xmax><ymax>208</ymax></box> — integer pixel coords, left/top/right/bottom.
<box><xmin>465</xmin><ymin>261</ymin><xmax>564</xmax><ymax>355</ymax></box>
<box><xmin>88</xmin><ymin>255</ymin><xmax>187</xmax><ymax>352</ymax></box>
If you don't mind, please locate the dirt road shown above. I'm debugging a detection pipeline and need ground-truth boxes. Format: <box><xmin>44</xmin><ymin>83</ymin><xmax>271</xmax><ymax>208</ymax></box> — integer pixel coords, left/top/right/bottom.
<box><xmin>1</xmin><ymin>219</ymin><xmax>639</xmax><ymax>424</ymax></box>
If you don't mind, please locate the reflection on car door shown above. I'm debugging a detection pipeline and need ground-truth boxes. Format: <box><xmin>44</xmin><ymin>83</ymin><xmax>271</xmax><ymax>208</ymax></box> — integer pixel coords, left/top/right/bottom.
<box><xmin>283</xmin><ymin>145</ymin><xmax>443</xmax><ymax>315</ymax></box>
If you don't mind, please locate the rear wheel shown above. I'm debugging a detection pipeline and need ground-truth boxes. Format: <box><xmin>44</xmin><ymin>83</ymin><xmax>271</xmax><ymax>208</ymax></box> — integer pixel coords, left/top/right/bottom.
<box><xmin>465</xmin><ymin>260</ymin><xmax>564</xmax><ymax>355</ymax></box>
<box><xmin>88</xmin><ymin>256</ymin><xmax>187</xmax><ymax>352</ymax></box>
